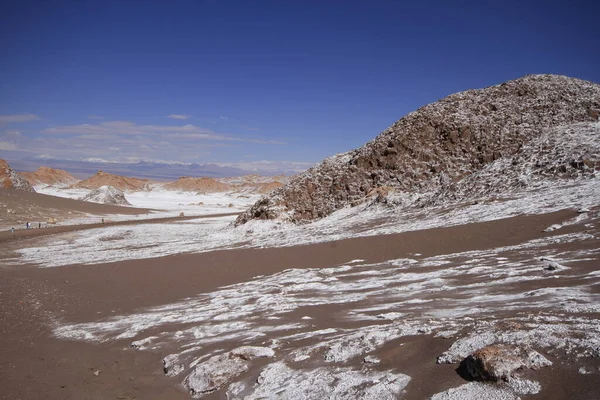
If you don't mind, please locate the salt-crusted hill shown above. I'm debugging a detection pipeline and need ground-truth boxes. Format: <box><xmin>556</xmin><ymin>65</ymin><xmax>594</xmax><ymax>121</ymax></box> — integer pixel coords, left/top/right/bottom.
<box><xmin>80</xmin><ymin>185</ymin><xmax>131</xmax><ymax>206</ymax></box>
<box><xmin>72</xmin><ymin>171</ymin><xmax>150</xmax><ymax>191</ymax></box>
<box><xmin>236</xmin><ymin>74</ymin><xmax>600</xmax><ymax>225</ymax></box>
<box><xmin>0</xmin><ymin>159</ymin><xmax>35</xmax><ymax>192</ymax></box>
<box><xmin>19</xmin><ymin>166</ymin><xmax>78</xmax><ymax>186</ymax></box>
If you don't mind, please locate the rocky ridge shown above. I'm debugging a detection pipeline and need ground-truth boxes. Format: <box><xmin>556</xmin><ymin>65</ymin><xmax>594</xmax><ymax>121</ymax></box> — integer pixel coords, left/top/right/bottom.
<box><xmin>164</xmin><ymin>177</ymin><xmax>232</xmax><ymax>193</ymax></box>
<box><xmin>0</xmin><ymin>159</ymin><xmax>36</xmax><ymax>192</ymax></box>
<box><xmin>236</xmin><ymin>74</ymin><xmax>600</xmax><ymax>225</ymax></box>
<box><xmin>220</xmin><ymin>174</ymin><xmax>288</xmax><ymax>195</ymax></box>
<box><xmin>19</xmin><ymin>166</ymin><xmax>78</xmax><ymax>187</ymax></box>
<box><xmin>73</xmin><ymin>171</ymin><xmax>150</xmax><ymax>191</ymax></box>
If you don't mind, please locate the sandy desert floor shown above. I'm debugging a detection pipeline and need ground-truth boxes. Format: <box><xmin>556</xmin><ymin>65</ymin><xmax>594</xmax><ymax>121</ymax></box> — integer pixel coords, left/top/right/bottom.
<box><xmin>1</xmin><ymin>179</ymin><xmax>599</xmax><ymax>399</ymax></box>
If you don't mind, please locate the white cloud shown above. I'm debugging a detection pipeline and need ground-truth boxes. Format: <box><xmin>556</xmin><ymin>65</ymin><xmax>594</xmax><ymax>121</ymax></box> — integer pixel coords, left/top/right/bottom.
<box><xmin>0</xmin><ymin>114</ymin><xmax>40</xmax><ymax>123</ymax></box>
<box><xmin>43</xmin><ymin>121</ymin><xmax>211</xmax><ymax>137</ymax></box>
<box><xmin>41</xmin><ymin>121</ymin><xmax>285</xmax><ymax>144</ymax></box>
<box><xmin>6</xmin><ymin>118</ymin><xmax>289</xmax><ymax>167</ymax></box>
<box><xmin>167</xmin><ymin>114</ymin><xmax>191</xmax><ymax>120</ymax></box>
<box><xmin>220</xmin><ymin>116</ymin><xmax>228</xmax><ymax>120</ymax></box>
<box><xmin>0</xmin><ymin>141</ymin><xmax>17</xmax><ymax>150</ymax></box>
<box><xmin>83</xmin><ymin>157</ymin><xmax>118</xmax><ymax>163</ymax></box>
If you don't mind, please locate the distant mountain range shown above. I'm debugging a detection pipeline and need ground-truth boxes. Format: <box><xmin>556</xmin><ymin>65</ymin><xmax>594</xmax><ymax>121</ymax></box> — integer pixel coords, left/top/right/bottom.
<box><xmin>7</xmin><ymin>157</ymin><xmax>303</xmax><ymax>180</ymax></box>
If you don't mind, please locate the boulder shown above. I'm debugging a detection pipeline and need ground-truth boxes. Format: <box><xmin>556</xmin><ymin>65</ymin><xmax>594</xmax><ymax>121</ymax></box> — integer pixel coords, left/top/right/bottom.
<box><xmin>461</xmin><ymin>344</ymin><xmax>552</xmax><ymax>381</ymax></box>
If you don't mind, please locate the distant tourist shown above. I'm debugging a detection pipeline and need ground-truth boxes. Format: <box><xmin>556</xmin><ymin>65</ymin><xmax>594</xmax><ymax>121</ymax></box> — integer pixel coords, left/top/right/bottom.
<box><xmin>11</xmin><ymin>227</ymin><xmax>14</xmax><ymax>236</ymax></box>
<box><xmin>102</xmin><ymin>218</ymin><xmax>104</xmax><ymax>224</ymax></box>
<box><xmin>26</xmin><ymin>222</ymin><xmax>30</xmax><ymax>229</ymax></box>
<box><xmin>38</xmin><ymin>222</ymin><xmax>41</xmax><ymax>229</ymax></box>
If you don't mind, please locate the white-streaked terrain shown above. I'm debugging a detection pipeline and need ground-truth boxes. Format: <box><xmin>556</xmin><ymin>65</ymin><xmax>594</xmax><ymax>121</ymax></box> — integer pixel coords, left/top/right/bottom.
<box><xmin>2</xmin><ymin>76</ymin><xmax>599</xmax><ymax>399</ymax></box>
<box><xmin>11</xmin><ymin>169</ymin><xmax>599</xmax><ymax>267</ymax></box>
<box><xmin>4</xmin><ymin>163</ymin><xmax>597</xmax><ymax>399</ymax></box>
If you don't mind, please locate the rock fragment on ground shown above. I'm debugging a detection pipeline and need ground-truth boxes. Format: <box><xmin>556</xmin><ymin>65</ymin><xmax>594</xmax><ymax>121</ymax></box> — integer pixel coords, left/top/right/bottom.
<box><xmin>183</xmin><ymin>346</ymin><xmax>275</xmax><ymax>397</ymax></box>
<box><xmin>462</xmin><ymin>344</ymin><xmax>552</xmax><ymax>381</ymax></box>
<box><xmin>163</xmin><ymin>354</ymin><xmax>184</xmax><ymax>377</ymax></box>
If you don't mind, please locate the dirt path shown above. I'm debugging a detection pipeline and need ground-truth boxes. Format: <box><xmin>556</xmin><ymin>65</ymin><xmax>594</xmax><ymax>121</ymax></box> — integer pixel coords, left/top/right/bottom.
<box><xmin>0</xmin><ymin>212</ymin><xmax>241</xmax><ymax>244</ymax></box>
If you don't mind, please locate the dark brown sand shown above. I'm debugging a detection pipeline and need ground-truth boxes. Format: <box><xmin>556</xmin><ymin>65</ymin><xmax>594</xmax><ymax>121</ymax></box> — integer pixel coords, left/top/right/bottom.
<box><xmin>0</xmin><ymin>188</ymin><xmax>150</xmax><ymax>215</ymax></box>
<box><xmin>0</xmin><ymin>188</ymin><xmax>152</xmax><ymax>231</ymax></box>
<box><xmin>0</xmin><ymin>208</ymin><xmax>596</xmax><ymax>399</ymax></box>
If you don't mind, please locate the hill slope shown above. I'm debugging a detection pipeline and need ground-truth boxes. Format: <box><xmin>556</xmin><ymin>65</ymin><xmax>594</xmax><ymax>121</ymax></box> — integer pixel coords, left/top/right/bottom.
<box><xmin>20</xmin><ymin>166</ymin><xmax>78</xmax><ymax>186</ymax></box>
<box><xmin>236</xmin><ymin>74</ymin><xmax>600</xmax><ymax>225</ymax></box>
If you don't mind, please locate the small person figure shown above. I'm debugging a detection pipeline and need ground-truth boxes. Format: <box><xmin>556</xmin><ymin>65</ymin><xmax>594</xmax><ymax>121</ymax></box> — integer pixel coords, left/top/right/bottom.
<box><xmin>26</xmin><ymin>222</ymin><xmax>30</xmax><ymax>229</ymax></box>
<box><xmin>38</xmin><ymin>222</ymin><xmax>41</xmax><ymax>229</ymax></box>
<box><xmin>102</xmin><ymin>218</ymin><xmax>104</xmax><ymax>224</ymax></box>
<box><xmin>11</xmin><ymin>227</ymin><xmax>14</xmax><ymax>236</ymax></box>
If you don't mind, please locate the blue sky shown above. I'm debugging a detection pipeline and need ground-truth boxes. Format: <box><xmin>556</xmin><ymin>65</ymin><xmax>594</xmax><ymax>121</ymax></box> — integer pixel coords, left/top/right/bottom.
<box><xmin>1</xmin><ymin>0</ymin><xmax>598</xmax><ymax>172</ymax></box>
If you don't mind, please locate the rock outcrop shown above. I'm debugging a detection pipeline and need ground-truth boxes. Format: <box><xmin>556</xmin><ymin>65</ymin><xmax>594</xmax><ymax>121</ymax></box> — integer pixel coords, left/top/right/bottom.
<box><xmin>0</xmin><ymin>159</ymin><xmax>35</xmax><ymax>192</ymax></box>
<box><xmin>80</xmin><ymin>185</ymin><xmax>131</xmax><ymax>206</ymax></box>
<box><xmin>236</xmin><ymin>74</ymin><xmax>600</xmax><ymax>225</ymax></box>
<box><xmin>19</xmin><ymin>166</ymin><xmax>78</xmax><ymax>186</ymax></box>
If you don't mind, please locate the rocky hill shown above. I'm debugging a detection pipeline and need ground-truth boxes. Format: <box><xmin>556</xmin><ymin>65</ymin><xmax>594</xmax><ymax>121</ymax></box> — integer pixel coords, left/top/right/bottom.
<box><xmin>236</xmin><ymin>74</ymin><xmax>600</xmax><ymax>225</ymax></box>
<box><xmin>73</xmin><ymin>171</ymin><xmax>150</xmax><ymax>191</ymax></box>
<box><xmin>20</xmin><ymin>166</ymin><xmax>78</xmax><ymax>186</ymax></box>
<box><xmin>164</xmin><ymin>177</ymin><xmax>232</xmax><ymax>193</ymax></box>
<box><xmin>80</xmin><ymin>186</ymin><xmax>131</xmax><ymax>206</ymax></box>
<box><xmin>0</xmin><ymin>159</ymin><xmax>35</xmax><ymax>192</ymax></box>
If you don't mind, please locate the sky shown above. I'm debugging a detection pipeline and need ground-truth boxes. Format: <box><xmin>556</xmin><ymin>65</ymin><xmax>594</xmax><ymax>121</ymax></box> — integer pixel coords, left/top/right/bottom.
<box><xmin>1</xmin><ymin>0</ymin><xmax>598</xmax><ymax>173</ymax></box>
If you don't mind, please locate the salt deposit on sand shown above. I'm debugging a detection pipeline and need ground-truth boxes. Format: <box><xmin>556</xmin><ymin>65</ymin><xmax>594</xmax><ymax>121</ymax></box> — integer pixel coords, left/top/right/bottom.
<box><xmin>50</xmin><ymin>208</ymin><xmax>600</xmax><ymax>397</ymax></box>
<box><xmin>14</xmin><ymin>176</ymin><xmax>599</xmax><ymax>267</ymax></box>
